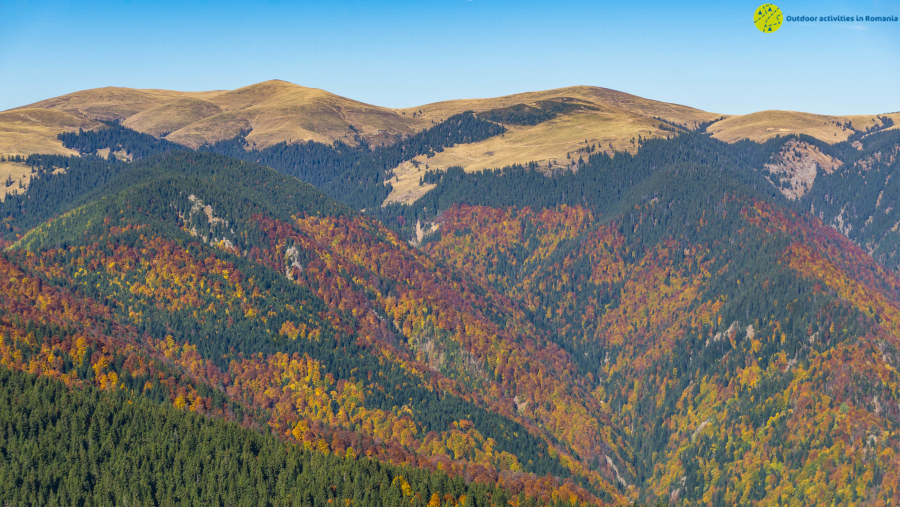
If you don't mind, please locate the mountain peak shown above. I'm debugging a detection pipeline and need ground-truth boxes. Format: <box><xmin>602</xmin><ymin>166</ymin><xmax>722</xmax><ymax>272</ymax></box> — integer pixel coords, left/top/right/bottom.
<box><xmin>2</xmin><ymin>82</ymin><xmax>898</xmax><ymax>167</ymax></box>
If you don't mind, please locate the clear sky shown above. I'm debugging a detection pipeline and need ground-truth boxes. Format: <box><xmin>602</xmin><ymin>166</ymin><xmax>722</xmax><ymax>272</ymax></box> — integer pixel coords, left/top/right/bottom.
<box><xmin>1</xmin><ymin>0</ymin><xmax>898</xmax><ymax>115</ymax></box>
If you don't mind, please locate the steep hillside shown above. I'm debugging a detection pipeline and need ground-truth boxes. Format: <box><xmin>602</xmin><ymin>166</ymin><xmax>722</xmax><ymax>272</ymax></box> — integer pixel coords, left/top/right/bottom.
<box><xmin>372</xmin><ymin>129</ymin><xmax>900</xmax><ymax>503</ymax></box>
<box><xmin>422</xmin><ymin>200</ymin><xmax>900</xmax><ymax>504</ymax></box>
<box><xmin>49</xmin><ymin>119</ymin><xmax>900</xmax><ymax>282</ymax></box>
<box><xmin>1</xmin><ymin>151</ymin><xmax>623</xmax><ymax>504</ymax></box>
<box><xmin>802</xmin><ymin>129</ymin><xmax>900</xmax><ymax>271</ymax></box>
<box><xmin>761</xmin><ymin>138</ymin><xmax>842</xmax><ymax>200</ymax></box>
<box><xmin>0</xmin><ymin>367</ymin><xmax>519</xmax><ymax>505</ymax></box>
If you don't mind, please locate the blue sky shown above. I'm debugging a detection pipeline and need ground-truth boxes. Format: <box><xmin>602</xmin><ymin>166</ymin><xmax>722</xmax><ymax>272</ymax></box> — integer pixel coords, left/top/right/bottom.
<box><xmin>1</xmin><ymin>0</ymin><xmax>898</xmax><ymax>115</ymax></box>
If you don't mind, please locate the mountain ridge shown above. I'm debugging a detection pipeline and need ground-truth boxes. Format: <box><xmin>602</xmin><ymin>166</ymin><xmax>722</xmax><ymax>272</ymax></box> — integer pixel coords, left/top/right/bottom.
<box><xmin>6</xmin><ymin>80</ymin><xmax>897</xmax><ymax>158</ymax></box>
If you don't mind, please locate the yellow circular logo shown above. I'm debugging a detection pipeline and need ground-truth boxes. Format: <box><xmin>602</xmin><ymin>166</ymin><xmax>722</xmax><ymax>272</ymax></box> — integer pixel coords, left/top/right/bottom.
<box><xmin>754</xmin><ymin>4</ymin><xmax>783</xmax><ymax>33</ymax></box>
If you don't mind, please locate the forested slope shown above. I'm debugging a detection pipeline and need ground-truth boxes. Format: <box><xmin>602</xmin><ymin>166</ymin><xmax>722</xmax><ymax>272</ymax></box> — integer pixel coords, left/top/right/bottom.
<box><xmin>1</xmin><ymin>151</ymin><xmax>623</xmax><ymax>504</ymax></box>
<box><xmin>0</xmin><ymin>367</ymin><xmax>519</xmax><ymax>506</ymax></box>
<box><xmin>420</xmin><ymin>164</ymin><xmax>900</xmax><ymax>503</ymax></box>
<box><xmin>2</xmin><ymin>116</ymin><xmax>900</xmax><ymax>505</ymax></box>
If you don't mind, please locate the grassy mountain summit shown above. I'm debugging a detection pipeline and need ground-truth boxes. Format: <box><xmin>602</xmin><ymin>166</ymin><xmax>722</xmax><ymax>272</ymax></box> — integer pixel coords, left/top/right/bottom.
<box><xmin>4</xmin><ymin>81</ymin><xmax>899</xmax><ymax>209</ymax></box>
<box><xmin>5</xmin><ymin>80</ymin><xmax>897</xmax><ymax>172</ymax></box>
<box><xmin>17</xmin><ymin>80</ymin><xmax>424</xmax><ymax>150</ymax></box>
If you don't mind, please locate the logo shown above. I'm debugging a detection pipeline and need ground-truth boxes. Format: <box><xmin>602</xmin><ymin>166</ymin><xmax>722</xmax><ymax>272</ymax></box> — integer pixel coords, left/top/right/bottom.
<box><xmin>754</xmin><ymin>4</ymin><xmax>783</xmax><ymax>33</ymax></box>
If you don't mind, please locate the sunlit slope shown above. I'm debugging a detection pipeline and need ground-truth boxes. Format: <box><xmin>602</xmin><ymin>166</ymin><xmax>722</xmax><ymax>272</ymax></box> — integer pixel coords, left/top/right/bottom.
<box><xmin>382</xmin><ymin>87</ymin><xmax>715</xmax><ymax>203</ymax></box>
<box><xmin>0</xmin><ymin>108</ymin><xmax>101</xmax><ymax>157</ymax></box>
<box><xmin>6</xmin><ymin>81</ymin><xmax>899</xmax><ymax>207</ymax></box>
<box><xmin>162</xmin><ymin>80</ymin><xmax>424</xmax><ymax>148</ymax></box>
<box><xmin>15</xmin><ymin>80</ymin><xmax>423</xmax><ymax>150</ymax></box>
<box><xmin>22</xmin><ymin>86</ymin><xmax>222</xmax><ymax>121</ymax></box>
<box><xmin>120</xmin><ymin>98</ymin><xmax>225</xmax><ymax>137</ymax></box>
<box><xmin>386</xmin><ymin>90</ymin><xmax>898</xmax><ymax>204</ymax></box>
<box><xmin>398</xmin><ymin>86</ymin><xmax>717</xmax><ymax>127</ymax></box>
<box><xmin>708</xmin><ymin>110</ymin><xmax>900</xmax><ymax>143</ymax></box>
<box><xmin>386</xmin><ymin>110</ymin><xmax>673</xmax><ymax>204</ymax></box>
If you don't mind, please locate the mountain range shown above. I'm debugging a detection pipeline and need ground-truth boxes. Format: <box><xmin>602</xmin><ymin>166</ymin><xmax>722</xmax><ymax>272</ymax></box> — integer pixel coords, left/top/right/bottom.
<box><xmin>1</xmin><ymin>81</ymin><xmax>899</xmax><ymax>505</ymax></box>
<box><xmin>4</xmin><ymin>80</ymin><xmax>899</xmax><ymax>204</ymax></box>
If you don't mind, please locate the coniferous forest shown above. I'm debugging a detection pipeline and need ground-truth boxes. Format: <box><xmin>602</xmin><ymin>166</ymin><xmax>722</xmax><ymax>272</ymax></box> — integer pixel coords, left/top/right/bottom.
<box><xmin>1</xmin><ymin>108</ymin><xmax>900</xmax><ymax>505</ymax></box>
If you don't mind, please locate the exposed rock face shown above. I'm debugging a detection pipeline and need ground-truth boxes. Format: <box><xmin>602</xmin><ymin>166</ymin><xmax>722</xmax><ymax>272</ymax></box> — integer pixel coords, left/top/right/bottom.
<box><xmin>765</xmin><ymin>139</ymin><xmax>842</xmax><ymax>200</ymax></box>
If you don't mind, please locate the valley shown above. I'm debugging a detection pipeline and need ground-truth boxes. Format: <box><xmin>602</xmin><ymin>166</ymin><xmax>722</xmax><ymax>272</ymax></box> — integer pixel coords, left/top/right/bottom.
<box><xmin>1</xmin><ymin>82</ymin><xmax>899</xmax><ymax>505</ymax></box>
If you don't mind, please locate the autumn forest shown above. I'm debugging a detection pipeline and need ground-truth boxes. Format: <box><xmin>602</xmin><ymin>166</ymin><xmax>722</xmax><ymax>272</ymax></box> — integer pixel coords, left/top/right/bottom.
<box><xmin>1</xmin><ymin>99</ymin><xmax>900</xmax><ymax>506</ymax></box>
